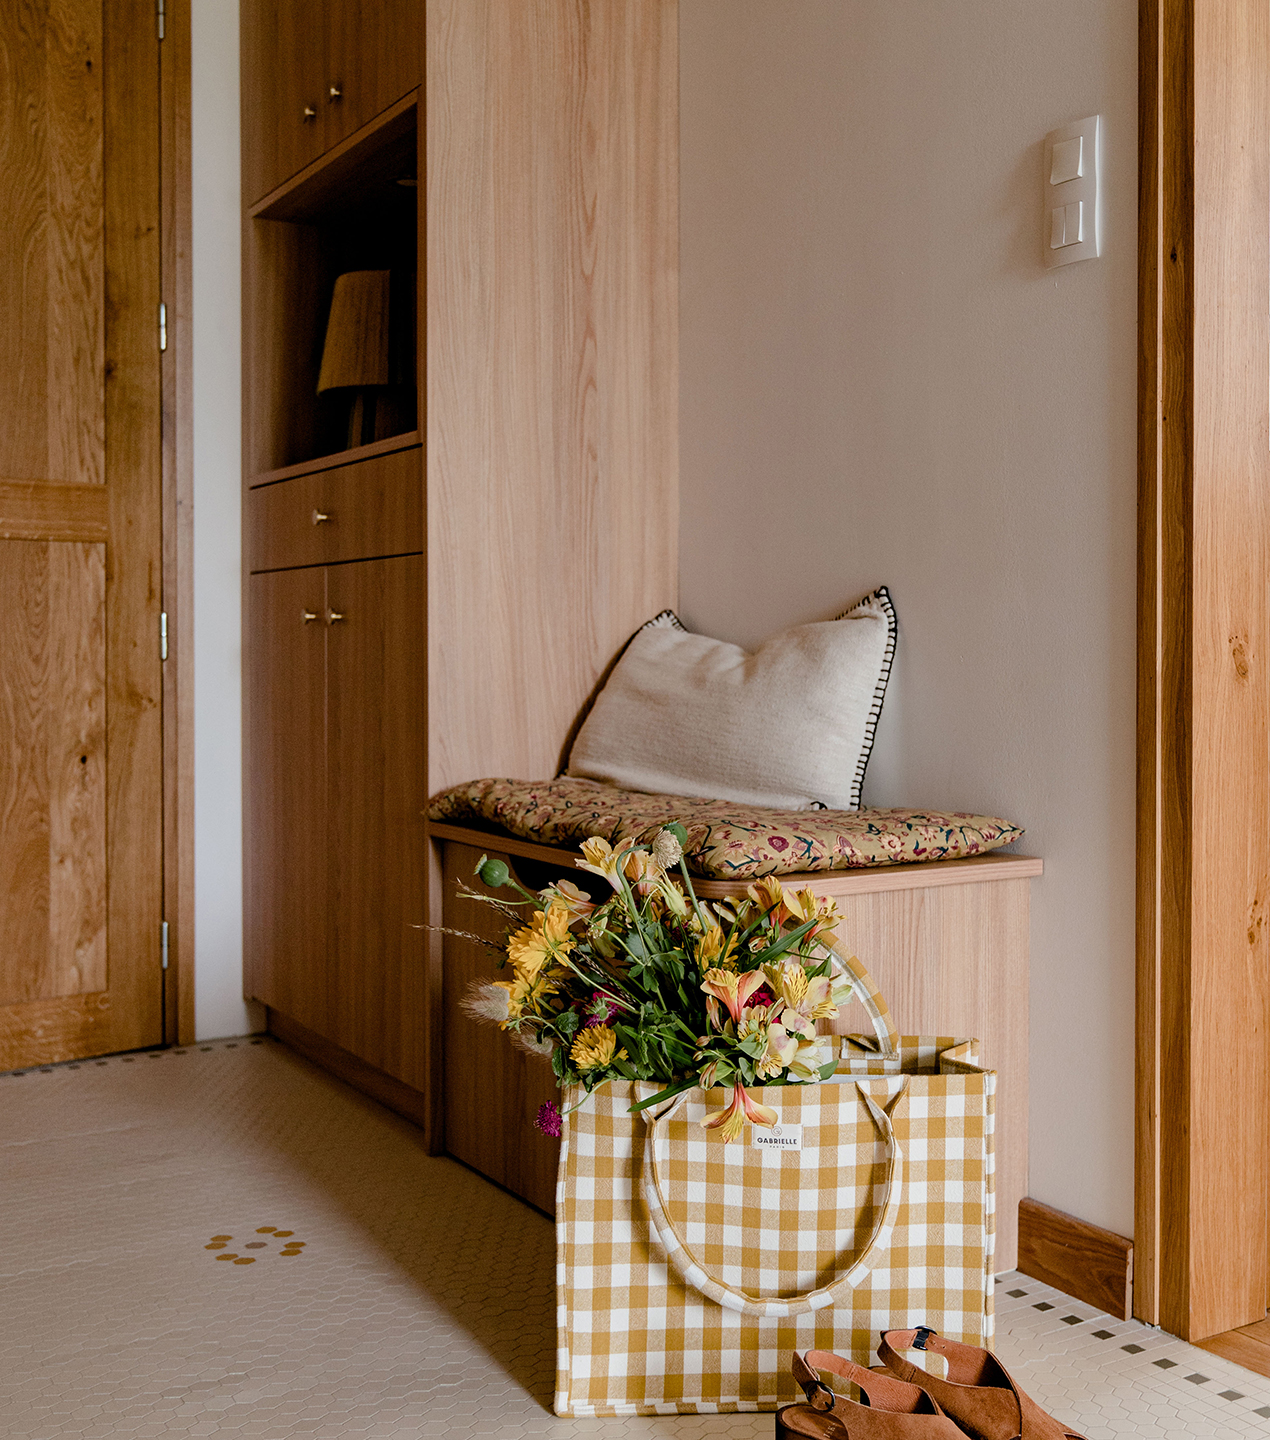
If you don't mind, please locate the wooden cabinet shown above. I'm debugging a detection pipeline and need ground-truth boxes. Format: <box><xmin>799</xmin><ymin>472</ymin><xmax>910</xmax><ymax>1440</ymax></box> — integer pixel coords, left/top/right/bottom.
<box><xmin>242</xmin><ymin>0</ymin><xmax>421</xmax><ymax>204</ymax></box>
<box><xmin>246</xmin><ymin>479</ymin><xmax>424</xmax><ymax>1084</ymax></box>
<box><xmin>242</xmin><ymin>2</ymin><xmax>679</xmax><ymax>1156</ymax></box>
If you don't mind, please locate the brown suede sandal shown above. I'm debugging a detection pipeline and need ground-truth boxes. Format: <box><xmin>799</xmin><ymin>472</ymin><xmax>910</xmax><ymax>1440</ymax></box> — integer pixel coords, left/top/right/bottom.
<box><xmin>777</xmin><ymin>1349</ymin><xmax>968</xmax><ymax>1439</ymax></box>
<box><xmin>877</xmin><ymin>1328</ymin><xmax>1089</xmax><ymax>1440</ymax></box>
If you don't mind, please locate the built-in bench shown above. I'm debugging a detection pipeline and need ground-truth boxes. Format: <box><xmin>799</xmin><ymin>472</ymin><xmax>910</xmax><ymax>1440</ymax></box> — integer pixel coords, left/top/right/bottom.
<box><xmin>431</xmin><ymin>818</ymin><xmax>1041</xmax><ymax>1271</ymax></box>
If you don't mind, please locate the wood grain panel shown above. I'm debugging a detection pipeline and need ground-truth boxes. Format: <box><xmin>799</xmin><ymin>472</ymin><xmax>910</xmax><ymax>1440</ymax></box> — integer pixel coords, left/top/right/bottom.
<box><xmin>0</xmin><ymin>540</ymin><xmax>105</xmax><ymax>1007</ymax></box>
<box><xmin>1139</xmin><ymin>0</ymin><xmax>1270</xmax><ymax>1340</ymax></box>
<box><xmin>0</xmin><ymin>989</ymin><xmax>111</xmax><ymax>1065</ymax></box>
<box><xmin>441</xmin><ymin>841</ymin><xmax>562</xmax><ymax>1215</ymax></box>
<box><xmin>250</xmin><ymin>431</ymin><xmax>419</xmax><ymax>488</ymax></box>
<box><xmin>0</xmin><ymin>0</ymin><xmax>105</xmax><ymax>486</ymax></box>
<box><xmin>247</xmin><ymin>446</ymin><xmax>422</xmax><ymax>572</ymax></box>
<box><xmin>426</xmin><ymin>0</ymin><xmax>679</xmax><ymax>792</ymax></box>
<box><xmin>0</xmin><ymin>481</ymin><xmax>107</xmax><ymax>541</ymax></box>
<box><xmin>45</xmin><ymin>541</ymin><xmax>106</xmax><ymax>996</ymax></box>
<box><xmin>243</xmin><ymin>568</ymin><xmax>329</xmax><ymax>1032</ymax></box>
<box><xmin>326</xmin><ymin>554</ymin><xmax>425</xmax><ymax>1083</ymax></box>
<box><xmin>1017</xmin><ymin>1198</ymin><xmax>1133</xmax><ymax>1321</ymax></box>
<box><xmin>98</xmin><ymin>0</ymin><xmax>165</xmax><ymax>1059</ymax></box>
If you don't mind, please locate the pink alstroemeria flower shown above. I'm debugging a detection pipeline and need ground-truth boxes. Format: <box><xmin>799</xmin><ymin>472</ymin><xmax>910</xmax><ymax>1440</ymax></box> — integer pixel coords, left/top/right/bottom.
<box><xmin>699</xmin><ymin>1083</ymin><xmax>778</xmax><ymax>1143</ymax></box>
<box><xmin>700</xmin><ymin>967</ymin><xmax>767</xmax><ymax>1026</ymax></box>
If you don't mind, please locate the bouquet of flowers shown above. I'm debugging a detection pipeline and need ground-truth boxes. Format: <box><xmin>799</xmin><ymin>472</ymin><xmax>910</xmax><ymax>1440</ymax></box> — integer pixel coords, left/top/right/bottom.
<box><xmin>459</xmin><ymin>823</ymin><xmax>854</xmax><ymax>1142</ymax></box>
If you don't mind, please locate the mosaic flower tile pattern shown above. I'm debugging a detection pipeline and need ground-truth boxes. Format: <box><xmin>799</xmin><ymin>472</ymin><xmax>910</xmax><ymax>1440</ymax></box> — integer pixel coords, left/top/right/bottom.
<box><xmin>2</xmin><ymin>1038</ymin><xmax>1269</xmax><ymax>1437</ymax></box>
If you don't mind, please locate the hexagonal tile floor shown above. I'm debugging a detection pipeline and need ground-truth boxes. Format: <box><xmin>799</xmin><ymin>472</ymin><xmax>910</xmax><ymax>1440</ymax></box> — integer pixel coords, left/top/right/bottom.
<box><xmin>1</xmin><ymin>1036</ymin><xmax>1268</xmax><ymax>1438</ymax></box>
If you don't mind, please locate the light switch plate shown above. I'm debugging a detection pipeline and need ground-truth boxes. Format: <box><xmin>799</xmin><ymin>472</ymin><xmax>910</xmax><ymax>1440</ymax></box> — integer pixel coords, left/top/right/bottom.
<box><xmin>1043</xmin><ymin>116</ymin><xmax>1099</xmax><ymax>267</ymax></box>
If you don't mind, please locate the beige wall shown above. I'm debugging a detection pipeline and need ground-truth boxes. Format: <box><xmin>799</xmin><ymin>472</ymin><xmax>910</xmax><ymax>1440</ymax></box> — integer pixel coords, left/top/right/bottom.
<box><xmin>680</xmin><ymin>1</ymin><xmax>1138</xmax><ymax>1235</ymax></box>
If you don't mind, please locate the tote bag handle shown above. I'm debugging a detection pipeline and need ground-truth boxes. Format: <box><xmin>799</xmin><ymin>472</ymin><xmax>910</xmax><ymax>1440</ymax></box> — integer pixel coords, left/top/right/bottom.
<box><xmin>821</xmin><ymin>936</ymin><xmax>900</xmax><ymax>1060</ymax></box>
<box><xmin>639</xmin><ymin>1081</ymin><xmax>905</xmax><ymax>1319</ymax></box>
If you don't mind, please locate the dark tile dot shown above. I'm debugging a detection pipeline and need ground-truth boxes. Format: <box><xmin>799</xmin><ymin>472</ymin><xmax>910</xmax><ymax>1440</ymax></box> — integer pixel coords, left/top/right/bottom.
<box><xmin>1153</xmin><ymin>1358</ymin><xmax>1177</xmax><ymax>1369</ymax></box>
<box><xmin>122</xmin><ymin>1057</ymin><xmax>134</xmax><ymax>1063</ymax></box>
<box><xmin>250</xmin><ymin>1038</ymin><xmax>264</xmax><ymax>1045</ymax></box>
<box><xmin>95</xmin><ymin>1061</ymin><xmax>108</xmax><ymax>1066</ymax></box>
<box><xmin>67</xmin><ymin>1064</ymin><xmax>79</xmax><ymax>1071</ymax></box>
<box><xmin>1033</xmin><ymin>1302</ymin><xmax>1054</xmax><ymax>1312</ymax></box>
<box><xmin>1219</xmin><ymin>1390</ymin><xmax>1245</xmax><ymax>1401</ymax></box>
<box><xmin>244</xmin><ymin>1243</ymin><xmax>267</xmax><ymax>1249</ymax></box>
<box><xmin>1092</xmin><ymin>1330</ymin><xmax>1114</xmax><ymax>1340</ymax></box>
<box><xmin>148</xmin><ymin>1053</ymin><xmax>162</xmax><ymax>1059</ymax></box>
<box><xmin>1006</xmin><ymin>1289</ymin><xmax>1027</xmax><ymax>1298</ymax></box>
<box><xmin>39</xmin><ymin>1068</ymin><xmax>53</xmax><ymax>1074</ymax></box>
<box><xmin>174</xmin><ymin>1049</ymin><xmax>186</xmax><ymax>1054</ymax></box>
<box><xmin>1184</xmin><ymin>1373</ymin><xmax>1210</xmax><ymax>1385</ymax></box>
<box><xmin>1121</xmin><ymin>1344</ymin><xmax>1143</xmax><ymax>1354</ymax></box>
<box><xmin>225</xmin><ymin>1043</ymin><xmax>238</xmax><ymax>1049</ymax></box>
<box><xmin>200</xmin><ymin>1047</ymin><xmax>212</xmax><ymax>1052</ymax></box>
<box><xmin>1060</xmin><ymin>1315</ymin><xmax>1082</xmax><ymax>1326</ymax></box>
<box><xmin>1255</xmin><ymin>1406</ymin><xmax>1270</xmax><ymax>1419</ymax></box>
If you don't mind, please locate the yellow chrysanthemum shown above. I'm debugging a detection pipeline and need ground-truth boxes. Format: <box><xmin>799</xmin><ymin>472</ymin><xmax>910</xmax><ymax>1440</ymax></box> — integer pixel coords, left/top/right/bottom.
<box><xmin>570</xmin><ymin>1026</ymin><xmax>626</xmax><ymax>1072</ymax></box>
<box><xmin>494</xmin><ymin>970</ymin><xmax>557</xmax><ymax>1024</ymax></box>
<box><xmin>507</xmin><ymin>901</ymin><xmax>575</xmax><ymax>980</ymax></box>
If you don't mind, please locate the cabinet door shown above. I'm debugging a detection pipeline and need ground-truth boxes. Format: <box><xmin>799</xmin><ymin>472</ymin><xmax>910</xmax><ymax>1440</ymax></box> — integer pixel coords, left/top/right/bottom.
<box><xmin>325</xmin><ymin>554</ymin><xmax>424</xmax><ymax>1080</ymax></box>
<box><xmin>324</xmin><ymin>0</ymin><xmax>422</xmax><ymax>147</ymax></box>
<box><xmin>244</xmin><ymin>568</ymin><xmax>330</xmax><ymax>1031</ymax></box>
<box><xmin>241</xmin><ymin>0</ymin><xmax>331</xmax><ymax>204</ymax></box>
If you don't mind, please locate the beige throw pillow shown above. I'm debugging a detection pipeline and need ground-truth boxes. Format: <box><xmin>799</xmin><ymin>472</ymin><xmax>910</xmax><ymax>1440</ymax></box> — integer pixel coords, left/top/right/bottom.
<box><xmin>566</xmin><ymin>588</ymin><xmax>896</xmax><ymax>811</ymax></box>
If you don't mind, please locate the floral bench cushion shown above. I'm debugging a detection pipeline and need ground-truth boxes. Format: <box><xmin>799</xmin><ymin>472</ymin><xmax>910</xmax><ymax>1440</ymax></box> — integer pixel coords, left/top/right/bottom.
<box><xmin>427</xmin><ymin>777</ymin><xmax>1023</xmax><ymax>881</ymax></box>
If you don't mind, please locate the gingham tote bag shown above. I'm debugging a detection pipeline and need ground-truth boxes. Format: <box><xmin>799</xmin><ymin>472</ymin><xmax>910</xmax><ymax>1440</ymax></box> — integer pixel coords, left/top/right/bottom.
<box><xmin>553</xmin><ymin>946</ymin><xmax>995</xmax><ymax>1416</ymax></box>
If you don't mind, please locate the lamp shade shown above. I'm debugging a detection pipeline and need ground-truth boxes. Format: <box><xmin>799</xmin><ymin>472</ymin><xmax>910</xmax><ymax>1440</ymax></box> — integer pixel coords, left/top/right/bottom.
<box><xmin>317</xmin><ymin>270</ymin><xmax>391</xmax><ymax>392</ymax></box>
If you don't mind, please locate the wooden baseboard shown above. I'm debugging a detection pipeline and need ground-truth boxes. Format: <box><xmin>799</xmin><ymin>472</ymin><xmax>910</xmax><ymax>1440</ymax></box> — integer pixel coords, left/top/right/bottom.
<box><xmin>267</xmin><ymin>1008</ymin><xmax>432</xmax><ymax>1137</ymax></box>
<box><xmin>1017</xmin><ymin>1197</ymin><xmax>1133</xmax><ymax>1321</ymax></box>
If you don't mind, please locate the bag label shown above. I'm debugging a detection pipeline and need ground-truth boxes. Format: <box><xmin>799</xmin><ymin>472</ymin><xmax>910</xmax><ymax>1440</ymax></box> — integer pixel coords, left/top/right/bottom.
<box><xmin>753</xmin><ymin>1123</ymin><xmax>803</xmax><ymax>1151</ymax></box>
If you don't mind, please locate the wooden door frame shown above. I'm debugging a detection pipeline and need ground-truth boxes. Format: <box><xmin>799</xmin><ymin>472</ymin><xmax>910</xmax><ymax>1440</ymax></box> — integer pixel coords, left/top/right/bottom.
<box><xmin>161</xmin><ymin>0</ymin><xmax>195</xmax><ymax>1044</ymax></box>
<box><xmin>1136</xmin><ymin>0</ymin><xmax>1270</xmax><ymax>1340</ymax></box>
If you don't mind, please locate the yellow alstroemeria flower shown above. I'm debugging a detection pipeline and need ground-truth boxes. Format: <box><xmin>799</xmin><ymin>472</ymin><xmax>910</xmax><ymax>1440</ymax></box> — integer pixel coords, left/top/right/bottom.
<box><xmin>570</xmin><ymin>1025</ymin><xmax>627</xmax><ymax>1072</ymax></box>
<box><xmin>739</xmin><ymin>1008</ymin><xmax>799</xmax><ymax>1080</ymax></box>
<box><xmin>696</xmin><ymin>922</ymin><xmax>739</xmax><ymax>972</ymax></box>
<box><xmin>747</xmin><ymin>875</ymin><xmax>788</xmax><ymax>918</ymax></box>
<box><xmin>576</xmin><ymin>837</ymin><xmax>625</xmax><ymax>891</ymax></box>
<box><xmin>507</xmin><ymin>901</ymin><xmax>575</xmax><ymax>980</ymax></box>
<box><xmin>699</xmin><ymin>1083</ymin><xmax>778</xmax><ymax>1143</ymax></box>
<box><xmin>783</xmin><ymin>885</ymin><xmax>840</xmax><ymax>942</ymax></box>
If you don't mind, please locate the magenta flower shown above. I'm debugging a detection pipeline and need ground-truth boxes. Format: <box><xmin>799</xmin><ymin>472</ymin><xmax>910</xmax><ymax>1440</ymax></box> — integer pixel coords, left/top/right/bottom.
<box><xmin>535</xmin><ymin>1101</ymin><xmax>563</xmax><ymax>1138</ymax></box>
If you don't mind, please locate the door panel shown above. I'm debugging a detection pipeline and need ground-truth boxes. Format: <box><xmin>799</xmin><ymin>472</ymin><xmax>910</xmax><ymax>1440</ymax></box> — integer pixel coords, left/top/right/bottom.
<box><xmin>244</xmin><ymin>568</ymin><xmax>330</xmax><ymax>1034</ymax></box>
<box><xmin>0</xmin><ymin>540</ymin><xmax>107</xmax><ymax>1004</ymax></box>
<box><xmin>0</xmin><ymin>0</ymin><xmax>105</xmax><ymax>486</ymax></box>
<box><xmin>0</xmin><ymin>0</ymin><xmax>162</xmax><ymax>1069</ymax></box>
<box><xmin>324</xmin><ymin>0</ymin><xmax>421</xmax><ymax>149</ymax></box>
<box><xmin>241</xmin><ymin>0</ymin><xmax>330</xmax><ymax>204</ymax></box>
<box><xmin>326</xmin><ymin>554</ymin><xmax>424</xmax><ymax>1081</ymax></box>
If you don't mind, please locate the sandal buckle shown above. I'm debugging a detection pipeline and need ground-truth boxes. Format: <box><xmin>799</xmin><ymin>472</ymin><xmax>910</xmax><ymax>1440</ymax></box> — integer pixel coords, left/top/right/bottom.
<box><xmin>799</xmin><ymin>1378</ymin><xmax>836</xmax><ymax>1412</ymax></box>
<box><xmin>912</xmin><ymin>1326</ymin><xmax>937</xmax><ymax>1351</ymax></box>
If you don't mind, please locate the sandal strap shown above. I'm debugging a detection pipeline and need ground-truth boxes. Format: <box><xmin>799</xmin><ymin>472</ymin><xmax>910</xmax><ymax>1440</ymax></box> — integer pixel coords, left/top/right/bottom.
<box><xmin>877</xmin><ymin>1330</ymin><xmax>1085</xmax><ymax>1440</ymax></box>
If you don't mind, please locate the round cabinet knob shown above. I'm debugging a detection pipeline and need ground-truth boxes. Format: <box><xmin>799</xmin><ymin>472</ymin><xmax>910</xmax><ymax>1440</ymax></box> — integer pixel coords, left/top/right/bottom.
<box><xmin>303</xmin><ymin>105</ymin><xmax>317</xmax><ymax>120</ymax></box>
<box><xmin>328</xmin><ymin>84</ymin><xmax>342</xmax><ymax>101</ymax></box>
<box><xmin>327</xmin><ymin>609</ymin><xmax>345</xmax><ymax>625</ymax></box>
<box><xmin>301</xmin><ymin>610</ymin><xmax>319</xmax><ymax>624</ymax></box>
<box><xmin>312</xmin><ymin>509</ymin><xmax>330</xmax><ymax>525</ymax></box>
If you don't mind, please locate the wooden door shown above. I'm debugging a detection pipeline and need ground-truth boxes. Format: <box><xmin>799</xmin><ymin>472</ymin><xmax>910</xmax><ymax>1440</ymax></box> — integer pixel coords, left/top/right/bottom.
<box><xmin>325</xmin><ymin>553</ymin><xmax>424</xmax><ymax>1083</ymax></box>
<box><xmin>324</xmin><ymin>0</ymin><xmax>421</xmax><ymax>149</ymax></box>
<box><xmin>244</xmin><ymin>567</ymin><xmax>330</xmax><ymax>1035</ymax></box>
<box><xmin>0</xmin><ymin>0</ymin><xmax>163</xmax><ymax>1069</ymax></box>
<box><xmin>241</xmin><ymin>0</ymin><xmax>331</xmax><ymax>204</ymax></box>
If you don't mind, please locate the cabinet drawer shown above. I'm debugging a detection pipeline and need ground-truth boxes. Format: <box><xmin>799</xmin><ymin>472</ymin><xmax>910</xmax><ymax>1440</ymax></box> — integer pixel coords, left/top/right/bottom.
<box><xmin>248</xmin><ymin>446</ymin><xmax>421</xmax><ymax>572</ymax></box>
